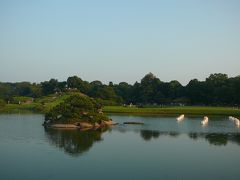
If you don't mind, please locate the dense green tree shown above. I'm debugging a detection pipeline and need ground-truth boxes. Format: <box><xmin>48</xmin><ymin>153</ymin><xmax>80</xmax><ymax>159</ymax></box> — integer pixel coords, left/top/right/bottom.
<box><xmin>139</xmin><ymin>73</ymin><xmax>162</xmax><ymax>103</ymax></box>
<box><xmin>130</xmin><ymin>82</ymin><xmax>141</xmax><ymax>104</ymax></box>
<box><xmin>186</xmin><ymin>79</ymin><xmax>205</xmax><ymax>104</ymax></box>
<box><xmin>67</xmin><ymin>76</ymin><xmax>90</xmax><ymax>94</ymax></box>
<box><xmin>0</xmin><ymin>83</ymin><xmax>13</xmax><ymax>100</ymax></box>
<box><xmin>0</xmin><ymin>82</ymin><xmax>42</xmax><ymax>100</ymax></box>
<box><xmin>67</xmin><ymin>76</ymin><xmax>82</xmax><ymax>89</ymax></box>
<box><xmin>168</xmin><ymin>80</ymin><xmax>184</xmax><ymax>99</ymax></box>
<box><xmin>233</xmin><ymin>76</ymin><xmax>240</xmax><ymax>104</ymax></box>
<box><xmin>0</xmin><ymin>72</ymin><xmax>240</xmax><ymax>106</ymax></box>
<box><xmin>45</xmin><ymin>94</ymin><xmax>109</xmax><ymax>123</ymax></box>
<box><xmin>89</xmin><ymin>85</ymin><xmax>120</xmax><ymax>102</ymax></box>
<box><xmin>206</xmin><ymin>73</ymin><xmax>228</xmax><ymax>85</ymax></box>
<box><xmin>41</xmin><ymin>79</ymin><xmax>59</xmax><ymax>95</ymax></box>
<box><xmin>90</xmin><ymin>80</ymin><xmax>103</xmax><ymax>86</ymax></box>
<box><xmin>114</xmin><ymin>82</ymin><xmax>132</xmax><ymax>104</ymax></box>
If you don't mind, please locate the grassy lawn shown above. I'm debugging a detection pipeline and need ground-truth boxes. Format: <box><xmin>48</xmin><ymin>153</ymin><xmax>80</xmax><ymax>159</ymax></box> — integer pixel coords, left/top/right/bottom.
<box><xmin>34</xmin><ymin>93</ymin><xmax>72</xmax><ymax>112</ymax></box>
<box><xmin>0</xmin><ymin>103</ymin><xmax>38</xmax><ymax>113</ymax></box>
<box><xmin>103</xmin><ymin>106</ymin><xmax>240</xmax><ymax>116</ymax></box>
<box><xmin>0</xmin><ymin>92</ymin><xmax>78</xmax><ymax>113</ymax></box>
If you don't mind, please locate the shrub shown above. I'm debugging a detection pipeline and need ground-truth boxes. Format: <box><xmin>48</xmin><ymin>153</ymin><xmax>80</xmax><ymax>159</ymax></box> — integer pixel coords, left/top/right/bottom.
<box><xmin>45</xmin><ymin>94</ymin><xmax>109</xmax><ymax>123</ymax></box>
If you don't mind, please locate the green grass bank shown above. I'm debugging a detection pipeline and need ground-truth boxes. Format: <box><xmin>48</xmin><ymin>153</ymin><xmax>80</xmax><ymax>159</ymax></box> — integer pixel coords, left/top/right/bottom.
<box><xmin>103</xmin><ymin>106</ymin><xmax>240</xmax><ymax>117</ymax></box>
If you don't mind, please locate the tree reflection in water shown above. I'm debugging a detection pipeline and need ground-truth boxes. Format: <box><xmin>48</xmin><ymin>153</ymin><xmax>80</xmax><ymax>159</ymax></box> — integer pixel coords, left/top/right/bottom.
<box><xmin>140</xmin><ymin>130</ymin><xmax>180</xmax><ymax>141</ymax></box>
<box><xmin>189</xmin><ymin>133</ymin><xmax>240</xmax><ymax>146</ymax></box>
<box><xmin>140</xmin><ymin>130</ymin><xmax>160</xmax><ymax>141</ymax></box>
<box><xmin>45</xmin><ymin>127</ymin><xmax>240</xmax><ymax>156</ymax></box>
<box><xmin>44</xmin><ymin>127</ymin><xmax>108</xmax><ymax>156</ymax></box>
<box><xmin>140</xmin><ymin>130</ymin><xmax>240</xmax><ymax>146</ymax></box>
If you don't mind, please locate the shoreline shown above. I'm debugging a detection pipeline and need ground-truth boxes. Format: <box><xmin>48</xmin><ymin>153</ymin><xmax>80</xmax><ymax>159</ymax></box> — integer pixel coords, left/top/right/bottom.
<box><xmin>43</xmin><ymin>120</ymin><xmax>118</xmax><ymax>130</ymax></box>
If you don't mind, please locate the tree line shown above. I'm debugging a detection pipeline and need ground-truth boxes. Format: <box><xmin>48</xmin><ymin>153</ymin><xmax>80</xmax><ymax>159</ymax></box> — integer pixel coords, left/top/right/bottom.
<box><xmin>0</xmin><ymin>73</ymin><xmax>240</xmax><ymax>106</ymax></box>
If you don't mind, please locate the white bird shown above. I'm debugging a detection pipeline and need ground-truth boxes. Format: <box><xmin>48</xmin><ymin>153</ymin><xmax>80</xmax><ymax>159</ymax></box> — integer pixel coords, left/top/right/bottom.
<box><xmin>235</xmin><ymin>118</ymin><xmax>240</xmax><ymax>127</ymax></box>
<box><xmin>229</xmin><ymin>116</ymin><xmax>235</xmax><ymax>121</ymax></box>
<box><xmin>176</xmin><ymin>114</ymin><xmax>184</xmax><ymax>122</ymax></box>
<box><xmin>201</xmin><ymin>116</ymin><xmax>208</xmax><ymax>126</ymax></box>
<box><xmin>229</xmin><ymin>116</ymin><xmax>240</xmax><ymax>127</ymax></box>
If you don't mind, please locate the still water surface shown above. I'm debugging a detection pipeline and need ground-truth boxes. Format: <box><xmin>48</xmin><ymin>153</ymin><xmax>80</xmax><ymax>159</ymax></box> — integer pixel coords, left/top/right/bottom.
<box><xmin>0</xmin><ymin>114</ymin><xmax>240</xmax><ymax>180</ymax></box>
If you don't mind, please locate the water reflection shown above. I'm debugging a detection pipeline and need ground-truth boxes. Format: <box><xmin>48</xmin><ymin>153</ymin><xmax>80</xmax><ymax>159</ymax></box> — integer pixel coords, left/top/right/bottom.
<box><xmin>188</xmin><ymin>133</ymin><xmax>240</xmax><ymax>146</ymax></box>
<box><xmin>44</xmin><ymin>127</ymin><xmax>107</xmax><ymax>156</ymax></box>
<box><xmin>44</xmin><ymin>127</ymin><xmax>240</xmax><ymax>156</ymax></box>
<box><xmin>140</xmin><ymin>130</ymin><xmax>160</xmax><ymax>141</ymax></box>
<box><xmin>140</xmin><ymin>130</ymin><xmax>180</xmax><ymax>141</ymax></box>
<box><xmin>139</xmin><ymin>130</ymin><xmax>240</xmax><ymax>146</ymax></box>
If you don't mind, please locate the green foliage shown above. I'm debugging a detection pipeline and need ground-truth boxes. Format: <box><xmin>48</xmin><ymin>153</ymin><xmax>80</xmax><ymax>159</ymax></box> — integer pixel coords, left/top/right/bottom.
<box><xmin>1</xmin><ymin>72</ymin><xmax>240</xmax><ymax>107</ymax></box>
<box><xmin>35</xmin><ymin>93</ymin><xmax>71</xmax><ymax>112</ymax></box>
<box><xmin>0</xmin><ymin>99</ymin><xmax>6</xmax><ymax>108</ymax></box>
<box><xmin>113</xmin><ymin>82</ymin><xmax>131</xmax><ymax>103</ymax></box>
<box><xmin>186</xmin><ymin>74</ymin><xmax>240</xmax><ymax>105</ymax></box>
<box><xmin>95</xmin><ymin>98</ymin><xmax>119</xmax><ymax>106</ymax></box>
<box><xmin>45</xmin><ymin>94</ymin><xmax>109</xmax><ymax>123</ymax></box>
<box><xmin>88</xmin><ymin>83</ymin><xmax>120</xmax><ymax>103</ymax></box>
<box><xmin>12</xmin><ymin>96</ymin><xmax>33</xmax><ymax>104</ymax></box>
<box><xmin>67</xmin><ymin>76</ymin><xmax>90</xmax><ymax>94</ymax></box>
<box><xmin>41</xmin><ymin>79</ymin><xmax>66</xmax><ymax>95</ymax></box>
<box><xmin>0</xmin><ymin>82</ymin><xmax>42</xmax><ymax>100</ymax></box>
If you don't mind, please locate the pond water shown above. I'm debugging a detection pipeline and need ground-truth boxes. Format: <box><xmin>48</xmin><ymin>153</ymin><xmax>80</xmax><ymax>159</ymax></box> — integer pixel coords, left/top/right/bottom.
<box><xmin>0</xmin><ymin>114</ymin><xmax>240</xmax><ymax>180</ymax></box>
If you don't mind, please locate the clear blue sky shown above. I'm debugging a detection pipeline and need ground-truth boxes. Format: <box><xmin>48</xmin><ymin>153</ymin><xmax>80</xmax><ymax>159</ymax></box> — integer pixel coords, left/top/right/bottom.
<box><xmin>0</xmin><ymin>0</ymin><xmax>240</xmax><ymax>85</ymax></box>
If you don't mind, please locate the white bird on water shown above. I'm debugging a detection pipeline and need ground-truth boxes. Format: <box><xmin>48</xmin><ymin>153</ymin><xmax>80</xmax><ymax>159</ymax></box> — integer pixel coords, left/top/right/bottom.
<box><xmin>176</xmin><ymin>114</ymin><xmax>184</xmax><ymax>122</ymax></box>
<box><xmin>229</xmin><ymin>116</ymin><xmax>235</xmax><ymax>121</ymax></box>
<box><xmin>229</xmin><ymin>116</ymin><xmax>240</xmax><ymax>127</ymax></box>
<box><xmin>201</xmin><ymin>116</ymin><xmax>208</xmax><ymax>126</ymax></box>
<box><xmin>235</xmin><ymin>118</ymin><xmax>240</xmax><ymax>127</ymax></box>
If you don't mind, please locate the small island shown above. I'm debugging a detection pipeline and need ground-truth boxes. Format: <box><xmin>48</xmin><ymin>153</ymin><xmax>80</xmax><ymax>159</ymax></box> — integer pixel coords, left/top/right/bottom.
<box><xmin>43</xmin><ymin>94</ymin><xmax>117</xmax><ymax>130</ymax></box>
